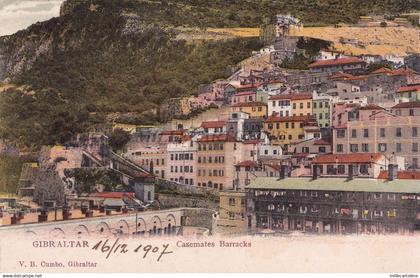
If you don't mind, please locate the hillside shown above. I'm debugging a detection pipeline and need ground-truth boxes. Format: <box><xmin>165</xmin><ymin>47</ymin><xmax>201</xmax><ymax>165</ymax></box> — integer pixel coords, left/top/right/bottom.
<box><xmin>0</xmin><ymin>0</ymin><xmax>418</xmax><ymax>151</ymax></box>
<box><xmin>0</xmin><ymin>1</ymin><xmax>262</xmax><ymax>151</ymax></box>
<box><xmin>292</xmin><ymin>26</ymin><xmax>420</xmax><ymax>56</ymax></box>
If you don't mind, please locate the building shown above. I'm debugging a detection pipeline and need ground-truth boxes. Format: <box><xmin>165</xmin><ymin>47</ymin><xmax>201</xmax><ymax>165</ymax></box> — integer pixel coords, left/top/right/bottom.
<box><xmin>128</xmin><ymin>146</ymin><xmax>166</xmax><ymax>179</ymax></box>
<box><xmin>333</xmin><ymin>103</ymin><xmax>420</xmax><ymax>169</ymax></box>
<box><xmin>246</xmin><ymin>176</ymin><xmax>420</xmax><ymax>234</ymax></box>
<box><xmin>312</xmin><ymin>91</ymin><xmax>334</xmax><ymax>128</ymax></box>
<box><xmin>308</xmin><ymin>57</ymin><xmax>367</xmax><ymax>75</ymax></box>
<box><xmin>268</xmin><ymin>93</ymin><xmax>312</xmax><ymax>117</ymax></box>
<box><xmin>230</xmin><ymin>91</ymin><xmax>257</xmax><ymax>105</ymax></box>
<box><xmin>311</xmin><ymin>153</ymin><xmax>404</xmax><ymax>179</ymax></box>
<box><xmin>166</xmin><ymin>140</ymin><xmax>197</xmax><ymax>186</ymax></box>
<box><xmin>264</xmin><ymin>115</ymin><xmax>317</xmax><ymax>146</ymax></box>
<box><xmin>396</xmin><ymin>85</ymin><xmax>420</xmax><ymax>102</ymax></box>
<box><xmin>196</xmin><ymin>134</ymin><xmax>240</xmax><ymax>190</ymax></box>
<box><xmin>200</xmin><ymin>120</ymin><xmax>226</xmax><ymax>134</ymax></box>
<box><xmin>219</xmin><ymin>190</ymin><xmax>247</xmax><ymax>221</ymax></box>
<box><xmin>230</xmin><ymin>102</ymin><xmax>268</xmax><ymax>119</ymax></box>
<box><xmin>317</xmin><ymin>49</ymin><xmax>347</xmax><ymax>60</ymax></box>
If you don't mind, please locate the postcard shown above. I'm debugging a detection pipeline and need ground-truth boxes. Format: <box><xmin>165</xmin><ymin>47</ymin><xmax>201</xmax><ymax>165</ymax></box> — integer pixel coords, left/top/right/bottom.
<box><xmin>0</xmin><ymin>0</ymin><xmax>419</xmax><ymax>276</ymax></box>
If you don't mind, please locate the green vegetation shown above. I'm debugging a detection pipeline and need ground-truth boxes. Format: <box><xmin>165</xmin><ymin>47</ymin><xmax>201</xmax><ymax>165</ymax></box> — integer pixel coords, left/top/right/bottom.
<box><xmin>0</xmin><ymin>0</ymin><xmax>417</xmax><ymax>151</ymax></box>
<box><xmin>65</xmin><ymin>168</ymin><xmax>122</xmax><ymax>193</ymax></box>
<box><xmin>0</xmin><ymin>155</ymin><xmax>24</xmax><ymax>193</ymax></box>
<box><xmin>109</xmin><ymin>129</ymin><xmax>131</xmax><ymax>153</ymax></box>
<box><xmin>0</xmin><ymin>6</ymin><xmax>262</xmax><ymax>150</ymax></box>
<box><xmin>63</xmin><ymin>0</ymin><xmax>420</xmax><ymax>27</ymax></box>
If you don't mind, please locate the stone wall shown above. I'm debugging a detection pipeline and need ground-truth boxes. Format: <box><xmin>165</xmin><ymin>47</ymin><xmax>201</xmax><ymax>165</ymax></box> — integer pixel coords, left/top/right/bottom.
<box><xmin>157</xmin><ymin>193</ymin><xmax>218</xmax><ymax>210</ymax></box>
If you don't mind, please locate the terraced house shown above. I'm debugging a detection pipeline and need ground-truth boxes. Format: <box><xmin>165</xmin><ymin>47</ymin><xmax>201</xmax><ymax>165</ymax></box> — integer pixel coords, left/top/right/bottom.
<box><xmin>230</xmin><ymin>102</ymin><xmax>268</xmax><ymax>118</ymax></box>
<box><xmin>264</xmin><ymin>115</ymin><xmax>317</xmax><ymax>146</ymax></box>
<box><xmin>333</xmin><ymin>102</ymin><xmax>420</xmax><ymax>169</ymax></box>
<box><xmin>268</xmin><ymin>93</ymin><xmax>313</xmax><ymax>117</ymax></box>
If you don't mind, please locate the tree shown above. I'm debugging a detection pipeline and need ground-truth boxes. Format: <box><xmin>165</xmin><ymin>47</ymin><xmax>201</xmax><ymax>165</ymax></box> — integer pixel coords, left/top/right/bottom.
<box><xmin>108</xmin><ymin>128</ymin><xmax>131</xmax><ymax>152</ymax></box>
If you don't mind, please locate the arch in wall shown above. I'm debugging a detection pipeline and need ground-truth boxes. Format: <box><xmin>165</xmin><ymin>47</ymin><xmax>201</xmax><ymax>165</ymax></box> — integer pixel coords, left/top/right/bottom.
<box><xmin>150</xmin><ymin>215</ymin><xmax>162</xmax><ymax>235</ymax></box>
<box><xmin>136</xmin><ymin>217</ymin><xmax>147</xmax><ymax>233</ymax></box>
<box><xmin>74</xmin><ymin>225</ymin><xmax>90</xmax><ymax>238</ymax></box>
<box><xmin>115</xmin><ymin>220</ymin><xmax>130</xmax><ymax>235</ymax></box>
<box><xmin>49</xmin><ymin>228</ymin><xmax>65</xmax><ymax>238</ymax></box>
<box><xmin>95</xmin><ymin>222</ymin><xmax>111</xmax><ymax>236</ymax></box>
<box><xmin>166</xmin><ymin>214</ymin><xmax>177</xmax><ymax>227</ymax></box>
<box><xmin>166</xmin><ymin>214</ymin><xmax>177</xmax><ymax>235</ymax></box>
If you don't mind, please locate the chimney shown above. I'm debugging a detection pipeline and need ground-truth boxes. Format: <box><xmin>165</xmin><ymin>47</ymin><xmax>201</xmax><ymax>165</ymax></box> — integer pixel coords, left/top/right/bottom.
<box><xmin>38</xmin><ymin>210</ymin><xmax>48</xmax><ymax>223</ymax></box>
<box><xmin>279</xmin><ymin>165</ymin><xmax>286</xmax><ymax>179</ymax></box>
<box><xmin>388</xmin><ymin>164</ymin><xmax>397</xmax><ymax>181</ymax></box>
<box><xmin>348</xmin><ymin>164</ymin><xmax>354</xmax><ymax>180</ymax></box>
<box><xmin>62</xmin><ymin>207</ymin><xmax>71</xmax><ymax>221</ymax></box>
<box><xmin>312</xmin><ymin>165</ymin><xmax>319</xmax><ymax>180</ymax></box>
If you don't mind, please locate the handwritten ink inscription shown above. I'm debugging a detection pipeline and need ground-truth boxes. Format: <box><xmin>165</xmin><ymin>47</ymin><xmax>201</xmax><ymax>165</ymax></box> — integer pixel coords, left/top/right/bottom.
<box><xmin>92</xmin><ymin>238</ymin><xmax>174</xmax><ymax>262</ymax></box>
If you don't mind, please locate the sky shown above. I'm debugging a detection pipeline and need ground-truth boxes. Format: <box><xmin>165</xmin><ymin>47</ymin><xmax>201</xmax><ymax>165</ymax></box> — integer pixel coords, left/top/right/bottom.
<box><xmin>0</xmin><ymin>0</ymin><xmax>64</xmax><ymax>36</ymax></box>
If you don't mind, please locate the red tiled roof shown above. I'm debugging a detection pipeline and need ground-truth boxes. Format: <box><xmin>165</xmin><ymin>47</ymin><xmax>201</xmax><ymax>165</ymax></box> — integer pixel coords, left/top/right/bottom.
<box><xmin>328</xmin><ymin>72</ymin><xmax>354</xmax><ymax>80</ymax></box>
<box><xmin>312</xmin><ymin>153</ymin><xmax>383</xmax><ymax>164</ymax></box>
<box><xmin>371</xmin><ymin>67</ymin><xmax>392</xmax><ymax>74</ymax></box>
<box><xmin>200</xmin><ymin>120</ymin><xmax>226</xmax><ymax>129</ymax></box>
<box><xmin>233</xmin><ymin>91</ymin><xmax>256</xmax><ymax>97</ymax></box>
<box><xmin>231</xmin><ymin>101</ymin><xmax>267</xmax><ymax>108</ymax></box>
<box><xmin>265</xmin><ymin>164</ymin><xmax>280</xmax><ymax>171</ymax></box>
<box><xmin>309</xmin><ymin>57</ymin><xmax>365</xmax><ymax>68</ymax></box>
<box><xmin>392</xmin><ymin>101</ymin><xmax>420</xmax><ymax>109</ymax></box>
<box><xmin>377</xmin><ymin>170</ymin><xmax>420</xmax><ymax>180</ymax></box>
<box><xmin>359</xmin><ymin>104</ymin><xmax>385</xmax><ymax>110</ymax></box>
<box><xmin>269</xmin><ymin>93</ymin><xmax>312</xmax><ymax>101</ymax></box>
<box><xmin>234</xmin><ymin>83</ymin><xmax>260</xmax><ymax>89</ymax></box>
<box><xmin>396</xmin><ymin>85</ymin><xmax>420</xmax><ymax>93</ymax></box>
<box><xmin>235</xmin><ymin>160</ymin><xmax>258</xmax><ymax>167</ymax></box>
<box><xmin>197</xmin><ymin>134</ymin><xmax>236</xmax><ymax>142</ymax></box>
<box><xmin>160</xmin><ymin>130</ymin><xmax>184</xmax><ymax>136</ymax></box>
<box><xmin>243</xmin><ymin>139</ymin><xmax>261</xmax><ymax>145</ymax></box>
<box><xmin>313</xmin><ymin>138</ymin><xmax>331</xmax><ymax>145</ymax></box>
<box><xmin>90</xmin><ymin>192</ymin><xmax>135</xmax><ymax>199</ymax></box>
<box><xmin>265</xmin><ymin>115</ymin><xmax>315</xmax><ymax>123</ymax></box>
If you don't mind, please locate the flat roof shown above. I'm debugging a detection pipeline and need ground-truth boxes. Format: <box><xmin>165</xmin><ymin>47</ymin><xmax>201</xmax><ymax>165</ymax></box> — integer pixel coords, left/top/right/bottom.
<box><xmin>247</xmin><ymin>177</ymin><xmax>420</xmax><ymax>194</ymax></box>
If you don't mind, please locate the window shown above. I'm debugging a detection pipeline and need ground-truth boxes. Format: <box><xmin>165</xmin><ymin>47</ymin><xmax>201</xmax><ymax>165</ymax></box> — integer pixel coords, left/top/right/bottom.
<box><xmin>350</xmin><ymin>144</ymin><xmax>358</xmax><ymax>152</ymax></box>
<box><xmin>229</xmin><ymin>198</ymin><xmax>236</xmax><ymax>206</ymax></box>
<box><xmin>351</xmin><ymin>129</ymin><xmax>357</xmax><ymax>138</ymax></box>
<box><xmin>307</xmin><ymin>102</ymin><xmax>311</xmax><ymax>108</ymax></box>
<box><xmin>413</xmin><ymin>143</ymin><xmax>418</xmax><ymax>152</ymax></box>
<box><xmin>293</xmin><ymin>103</ymin><xmax>296</xmax><ymax>109</ymax></box>
<box><xmin>336</xmin><ymin>129</ymin><xmax>346</xmax><ymax>138</ymax></box>
<box><xmin>360</xmin><ymin>164</ymin><xmax>369</xmax><ymax>175</ymax></box>
<box><xmin>396</xmin><ymin>143</ymin><xmax>402</xmax><ymax>153</ymax></box>
<box><xmin>380</xmin><ymin>128</ymin><xmax>385</xmax><ymax>137</ymax></box>
<box><xmin>313</xmin><ymin>102</ymin><xmax>317</xmax><ymax>109</ymax></box>
<box><xmin>300</xmin><ymin>103</ymin><xmax>303</xmax><ymax>109</ymax></box>
<box><xmin>396</xmin><ymin>128</ymin><xmax>402</xmax><ymax>137</ymax></box>
<box><xmin>409</xmin><ymin>109</ymin><xmax>414</xmax><ymax>116</ymax></box>
<box><xmin>319</xmin><ymin>147</ymin><xmax>326</xmax><ymax>153</ymax></box>
<box><xmin>378</xmin><ymin>143</ymin><xmax>387</xmax><ymax>152</ymax></box>
<box><xmin>337</xmin><ymin>165</ymin><xmax>345</xmax><ymax>174</ymax></box>
<box><xmin>413</xmin><ymin>127</ymin><xmax>418</xmax><ymax>137</ymax></box>
<box><xmin>363</xmin><ymin>129</ymin><xmax>369</xmax><ymax>138</ymax></box>
<box><xmin>362</xmin><ymin>144</ymin><xmax>369</xmax><ymax>152</ymax></box>
<box><xmin>336</xmin><ymin>144</ymin><xmax>343</xmax><ymax>153</ymax></box>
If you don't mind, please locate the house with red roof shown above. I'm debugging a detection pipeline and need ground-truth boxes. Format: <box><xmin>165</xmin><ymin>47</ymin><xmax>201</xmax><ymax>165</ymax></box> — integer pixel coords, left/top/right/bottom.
<box><xmin>311</xmin><ymin>153</ymin><xmax>404</xmax><ymax>178</ymax></box>
<box><xmin>200</xmin><ymin>120</ymin><xmax>227</xmax><ymax>134</ymax></box>
<box><xmin>396</xmin><ymin>84</ymin><xmax>420</xmax><ymax>102</ymax></box>
<box><xmin>229</xmin><ymin>91</ymin><xmax>257</xmax><ymax>105</ymax></box>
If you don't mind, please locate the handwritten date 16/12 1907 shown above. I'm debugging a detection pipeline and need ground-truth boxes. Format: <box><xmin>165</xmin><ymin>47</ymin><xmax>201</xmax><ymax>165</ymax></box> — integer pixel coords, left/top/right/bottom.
<box><xmin>92</xmin><ymin>238</ymin><xmax>174</xmax><ymax>262</ymax></box>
